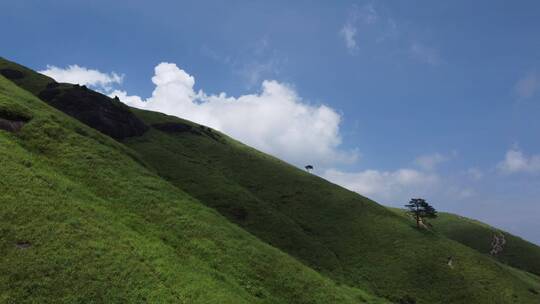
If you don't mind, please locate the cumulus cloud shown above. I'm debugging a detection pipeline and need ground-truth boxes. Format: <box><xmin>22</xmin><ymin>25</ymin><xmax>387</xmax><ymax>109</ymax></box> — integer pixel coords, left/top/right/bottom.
<box><xmin>415</xmin><ymin>153</ymin><xmax>448</xmax><ymax>170</ymax></box>
<box><xmin>111</xmin><ymin>62</ymin><xmax>356</xmax><ymax>166</ymax></box>
<box><xmin>322</xmin><ymin>167</ymin><xmax>438</xmax><ymax>202</ymax></box>
<box><xmin>39</xmin><ymin>64</ymin><xmax>123</xmax><ymax>91</ymax></box>
<box><xmin>497</xmin><ymin>148</ymin><xmax>540</xmax><ymax>174</ymax></box>
<box><xmin>515</xmin><ymin>72</ymin><xmax>540</xmax><ymax>98</ymax></box>
<box><xmin>410</xmin><ymin>43</ymin><xmax>442</xmax><ymax>66</ymax></box>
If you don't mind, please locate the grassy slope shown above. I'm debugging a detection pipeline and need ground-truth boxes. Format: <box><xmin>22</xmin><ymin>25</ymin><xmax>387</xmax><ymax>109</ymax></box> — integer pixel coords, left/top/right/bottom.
<box><xmin>0</xmin><ymin>57</ymin><xmax>54</xmax><ymax>95</ymax></box>
<box><xmin>388</xmin><ymin>208</ymin><xmax>540</xmax><ymax>277</ymax></box>
<box><xmin>125</xmin><ymin>109</ymin><xmax>540</xmax><ymax>304</ymax></box>
<box><xmin>0</xmin><ymin>76</ymin><xmax>388</xmax><ymax>303</ymax></box>
<box><xmin>435</xmin><ymin>212</ymin><xmax>540</xmax><ymax>276</ymax></box>
<box><xmin>2</xmin><ymin>56</ymin><xmax>540</xmax><ymax>303</ymax></box>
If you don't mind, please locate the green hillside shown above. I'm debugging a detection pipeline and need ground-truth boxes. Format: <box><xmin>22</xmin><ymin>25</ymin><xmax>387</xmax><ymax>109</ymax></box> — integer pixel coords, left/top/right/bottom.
<box><xmin>0</xmin><ymin>58</ymin><xmax>54</xmax><ymax>95</ymax></box>
<box><xmin>2</xmin><ymin>56</ymin><xmax>540</xmax><ymax>303</ymax></box>
<box><xmin>0</xmin><ymin>64</ymin><xmax>385</xmax><ymax>303</ymax></box>
<box><xmin>124</xmin><ymin>109</ymin><xmax>540</xmax><ymax>304</ymax></box>
<box><xmin>388</xmin><ymin>208</ymin><xmax>540</xmax><ymax>277</ymax></box>
<box><xmin>435</xmin><ymin>212</ymin><xmax>540</xmax><ymax>276</ymax></box>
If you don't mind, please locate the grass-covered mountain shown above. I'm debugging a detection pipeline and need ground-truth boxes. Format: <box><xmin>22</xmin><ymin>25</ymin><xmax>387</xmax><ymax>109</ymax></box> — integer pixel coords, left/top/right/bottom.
<box><xmin>387</xmin><ymin>208</ymin><xmax>540</xmax><ymax>277</ymax></box>
<box><xmin>1</xmin><ymin>57</ymin><xmax>539</xmax><ymax>303</ymax></box>
<box><xmin>0</xmin><ymin>59</ymin><xmax>385</xmax><ymax>304</ymax></box>
<box><xmin>435</xmin><ymin>212</ymin><xmax>540</xmax><ymax>276</ymax></box>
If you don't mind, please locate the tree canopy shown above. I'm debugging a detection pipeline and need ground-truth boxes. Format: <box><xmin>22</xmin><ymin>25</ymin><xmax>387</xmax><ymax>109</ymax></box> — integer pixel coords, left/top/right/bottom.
<box><xmin>405</xmin><ymin>198</ymin><xmax>437</xmax><ymax>228</ymax></box>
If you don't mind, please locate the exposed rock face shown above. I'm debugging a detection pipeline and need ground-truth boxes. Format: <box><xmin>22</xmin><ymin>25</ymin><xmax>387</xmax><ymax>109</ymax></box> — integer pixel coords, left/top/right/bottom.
<box><xmin>152</xmin><ymin>122</ymin><xmax>195</xmax><ymax>133</ymax></box>
<box><xmin>0</xmin><ymin>117</ymin><xmax>26</xmax><ymax>132</ymax></box>
<box><xmin>38</xmin><ymin>85</ymin><xmax>148</xmax><ymax>140</ymax></box>
<box><xmin>1</xmin><ymin>59</ymin><xmax>148</xmax><ymax>141</ymax></box>
<box><xmin>15</xmin><ymin>241</ymin><xmax>31</xmax><ymax>249</ymax></box>
<box><xmin>0</xmin><ymin>68</ymin><xmax>25</xmax><ymax>80</ymax></box>
<box><xmin>490</xmin><ymin>232</ymin><xmax>506</xmax><ymax>255</ymax></box>
<box><xmin>46</xmin><ymin>82</ymin><xmax>60</xmax><ymax>89</ymax></box>
<box><xmin>0</xmin><ymin>110</ymin><xmax>30</xmax><ymax>133</ymax></box>
<box><xmin>230</xmin><ymin>206</ymin><xmax>248</xmax><ymax>221</ymax></box>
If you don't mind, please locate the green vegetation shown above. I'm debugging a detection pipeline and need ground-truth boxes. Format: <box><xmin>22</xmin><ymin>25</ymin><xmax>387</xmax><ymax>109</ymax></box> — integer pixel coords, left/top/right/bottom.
<box><xmin>125</xmin><ymin>109</ymin><xmax>540</xmax><ymax>304</ymax></box>
<box><xmin>390</xmin><ymin>208</ymin><xmax>540</xmax><ymax>287</ymax></box>
<box><xmin>2</xmin><ymin>56</ymin><xmax>540</xmax><ymax>303</ymax></box>
<box><xmin>0</xmin><ymin>73</ymin><xmax>385</xmax><ymax>303</ymax></box>
<box><xmin>435</xmin><ymin>212</ymin><xmax>540</xmax><ymax>276</ymax></box>
<box><xmin>0</xmin><ymin>57</ymin><xmax>54</xmax><ymax>95</ymax></box>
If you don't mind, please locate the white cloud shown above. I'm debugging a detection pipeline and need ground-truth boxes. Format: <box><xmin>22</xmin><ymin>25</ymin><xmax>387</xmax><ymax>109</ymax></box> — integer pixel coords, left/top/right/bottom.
<box><xmin>515</xmin><ymin>72</ymin><xmax>540</xmax><ymax>98</ymax></box>
<box><xmin>322</xmin><ymin>167</ymin><xmax>438</xmax><ymax>202</ymax></box>
<box><xmin>39</xmin><ymin>64</ymin><xmax>124</xmax><ymax>91</ymax></box>
<box><xmin>339</xmin><ymin>4</ymin><xmax>379</xmax><ymax>53</ymax></box>
<box><xmin>111</xmin><ymin>62</ymin><xmax>357</xmax><ymax>166</ymax></box>
<box><xmin>340</xmin><ymin>24</ymin><xmax>359</xmax><ymax>52</ymax></box>
<box><xmin>497</xmin><ymin>148</ymin><xmax>540</xmax><ymax>174</ymax></box>
<box><xmin>415</xmin><ymin>153</ymin><xmax>448</xmax><ymax>170</ymax></box>
<box><xmin>410</xmin><ymin>43</ymin><xmax>442</xmax><ymax>66</ymax></box>
<box><xmin>356</xmin><ymin>4</ymin><xmax>379</xmax><ymax>25</ymax></box>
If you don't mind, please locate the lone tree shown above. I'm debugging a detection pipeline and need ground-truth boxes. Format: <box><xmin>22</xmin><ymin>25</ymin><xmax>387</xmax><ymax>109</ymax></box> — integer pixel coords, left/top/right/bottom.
<box><xmin>305</xmin><ymin>165</ymin><xmax>314</xmax><ymax>172</ymax></box>
<box><xmin>405</xmin><ymin>198</ymin><xmax>437</xmax><ymax>228</ymax></box>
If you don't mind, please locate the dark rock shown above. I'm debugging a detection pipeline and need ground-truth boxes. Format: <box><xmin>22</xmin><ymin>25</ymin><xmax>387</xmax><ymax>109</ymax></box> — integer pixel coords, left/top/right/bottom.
<box><xmin>15</xmin><ymin>241</ymin><xmax>31</xmax><ymax>249</ymax></box>
<box><xmin>46</xmin><ymin>82</ymin><xmax>60</xmax><ymax>89</ymax></box>
<box><xmin>37</xmin><ymin>84</ymin><xmax>148</xmax><ymax>140</ymax></box>
<box><xmin>0</xmin><ymin>68</ymin><xmax>24</xmax><ymax>80</ymax></box>
<box><xmin>198</xmin><ymin>125</ymin><xmax>221</xmax><ymax>141</ymax></box>
<box><xmin>38</xmin><ymin>88</ymin><xmax>61</xmax><ymax>101</ymax></box>
<box><xmin>0</xmin><ymin>118</ymin><xmax>26</xmax><ymax>132</ymax></box>
<box><xmin>0</xmin><ymin>110</ymin><xmax>30</xmax><ymax>133</ymax></box>
<box><xmin>152</xmin><ymin>122</ymin><xmax>194</xmax><ymax>133</ymax></box>
<box><xmin>396</xmin><ymin>295</ymin><xmax>416</xmax><ymax>304</ymax></box>
<box><xmin>230</xmin><ymin>206</ymin><xmax>248</xmax><ymax>221</ymax></box>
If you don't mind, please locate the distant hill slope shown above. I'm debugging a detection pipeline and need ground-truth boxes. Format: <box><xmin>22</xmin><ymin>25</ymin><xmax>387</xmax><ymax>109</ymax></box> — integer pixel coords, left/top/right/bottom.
<box><xmin>0</xmin><ymin>64</ymin><xmax>386</xmax><ymax>303</ymax></box>
<box><xmin>435</xmin><ymin>212</ymin><xmax>540</xmax><ymax>276</ymax></box>
<box><xmin>388</xmin><ymin>208</ymin><xmax>540</xmax><ymax>277</ymax></box>
<box><xmin>1</xmin><ymin>56</ymin><xmax>540</xmax><ymax>304</ymax></box>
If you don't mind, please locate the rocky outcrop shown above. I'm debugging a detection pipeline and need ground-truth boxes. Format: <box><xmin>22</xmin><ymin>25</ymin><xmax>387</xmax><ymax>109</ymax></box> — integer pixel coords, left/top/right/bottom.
<box><xmin>490</xmin><ymin>232</ymin><xmax>506</xmax><ymax>255</ymax></box>
<box><xmin>0</xmin><ymin>117</ymin><xmax>26</xmax><ymax>132</ymax></box>
<box><xmin>152</xmin><ymin>122</ymin><xmax>195</xmax><ymax>133</ymax></box>
<box><xmin>0</xmin><ymin>109</ymin><xmax>30</xmax><ymax>133</ymax></box>
<box><xmin>0</xmin><ymin>68</ymin><xmax>25</xmax><ymax>80</ymax></box>
<box><xmin>38</xmin><ymin>84</ymin><xmax>148</xmax><ymax>140</ymax></box>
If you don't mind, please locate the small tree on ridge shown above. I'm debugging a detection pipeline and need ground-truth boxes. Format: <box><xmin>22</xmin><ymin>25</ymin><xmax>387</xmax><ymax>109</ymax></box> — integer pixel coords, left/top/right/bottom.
<box><xmin>405</xmin><ymin>198</ymin><xmax>437</xmax><ymax>228</ymax></box>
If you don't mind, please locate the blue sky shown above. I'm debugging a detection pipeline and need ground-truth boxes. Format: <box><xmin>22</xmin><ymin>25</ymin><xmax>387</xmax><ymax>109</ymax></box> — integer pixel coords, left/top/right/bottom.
<box><xmin>2</xmin><ymin>0</ymin><xmax>539</xmax><ymax>244</ymax></box>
